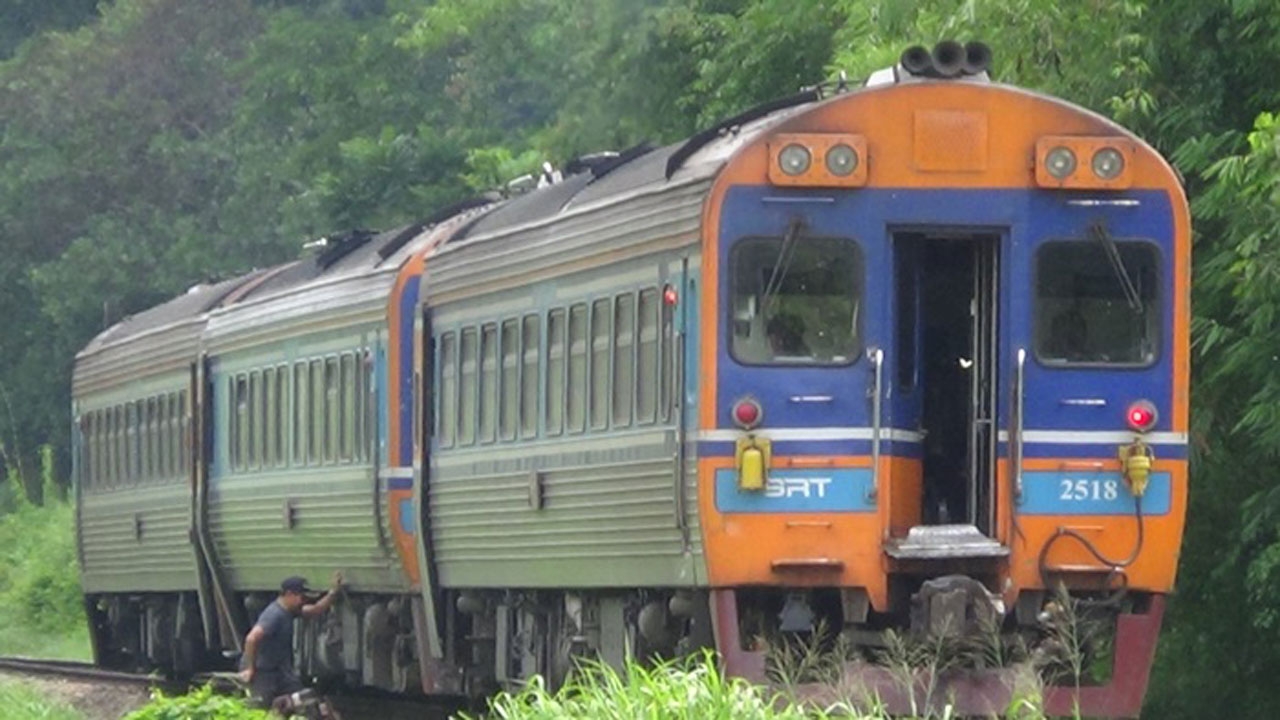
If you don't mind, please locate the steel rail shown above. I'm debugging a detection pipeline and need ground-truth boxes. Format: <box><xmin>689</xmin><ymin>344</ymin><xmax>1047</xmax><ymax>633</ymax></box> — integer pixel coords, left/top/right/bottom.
<box><xmin>0</xmin><ymin>656</ymin><xmax>161</xmax><ymax>685</ymax></box>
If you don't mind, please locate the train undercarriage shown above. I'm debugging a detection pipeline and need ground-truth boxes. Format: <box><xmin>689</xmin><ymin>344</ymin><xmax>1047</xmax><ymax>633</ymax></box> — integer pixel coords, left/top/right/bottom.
<box><xmin>86</xmin><ymin>576</ymin><xmax>1161</xmax><ymax>717</ymax></box>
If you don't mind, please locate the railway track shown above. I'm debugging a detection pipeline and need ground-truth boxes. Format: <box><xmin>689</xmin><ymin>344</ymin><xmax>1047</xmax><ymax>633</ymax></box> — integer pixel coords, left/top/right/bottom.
<box><xmin>0</xmin><ymin>656</ymin><xmax>162</xmax><ymax>686</ymax></box>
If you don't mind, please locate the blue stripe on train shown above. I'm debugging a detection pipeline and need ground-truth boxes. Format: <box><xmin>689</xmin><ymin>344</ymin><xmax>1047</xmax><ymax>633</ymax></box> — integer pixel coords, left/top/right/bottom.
<box><xmin>695</xmin><ymin>439</ymin><xmax>1186</xmax><ymax>460</ymax></box>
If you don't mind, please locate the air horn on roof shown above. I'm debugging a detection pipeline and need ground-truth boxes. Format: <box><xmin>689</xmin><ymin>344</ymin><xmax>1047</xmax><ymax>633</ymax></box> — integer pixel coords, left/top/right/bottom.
<box><xmin>899</xmin><ymin>41</ymin><xmax>992</xmax><ymax>78</ymax></box>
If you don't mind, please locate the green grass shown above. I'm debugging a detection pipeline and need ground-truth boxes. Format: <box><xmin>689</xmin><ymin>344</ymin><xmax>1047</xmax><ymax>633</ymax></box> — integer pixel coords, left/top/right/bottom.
<box><xmin>455</xmin><ymin>650</ymin><xmax>1050</xmax><ymax>720</ymax></box>
<box><xmin>0</xmin><ymin>472</ymin><xmax>91</xmax><ymax>661</ymax></box>
<box><xmin>0</xmin><ymin>677</ymin><xmax>84</xmax><ymax>720</ymax></box>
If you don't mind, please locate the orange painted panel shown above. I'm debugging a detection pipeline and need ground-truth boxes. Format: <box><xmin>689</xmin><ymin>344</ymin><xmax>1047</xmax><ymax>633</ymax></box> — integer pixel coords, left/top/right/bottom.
<box><xmin>885</xmin><ymin>456</ymin><xmax>923</xmax><ymax>538</ymax></box>
<box><xmin>699</xmin><ymin>456</ymin><xmax>890</xmax><ymax>610</ymax></box>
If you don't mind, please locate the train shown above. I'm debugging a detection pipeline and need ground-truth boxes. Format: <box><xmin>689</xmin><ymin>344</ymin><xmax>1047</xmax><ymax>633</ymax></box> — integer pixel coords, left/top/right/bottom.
<box><xmin>71</xmin><ymin>42</ymin><xmax>1188</xmax><ymax>717</ymax></box>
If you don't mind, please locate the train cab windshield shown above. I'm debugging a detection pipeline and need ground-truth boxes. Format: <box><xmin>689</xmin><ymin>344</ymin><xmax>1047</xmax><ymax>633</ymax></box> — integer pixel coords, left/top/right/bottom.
<box><xmin>1035</xmin><ymin>239</ymin><xmax>1160</xmax><ymax>365</ymax></box>
<box><xmin>730</xmin><ymin>235</ymin><xmax>862</xmax><ymax>365</ymax></box>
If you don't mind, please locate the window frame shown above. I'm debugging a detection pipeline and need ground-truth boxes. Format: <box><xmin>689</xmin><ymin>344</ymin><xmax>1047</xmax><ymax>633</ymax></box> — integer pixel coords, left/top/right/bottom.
<box><xmin>499</xmin><ymin>319</ymin><xmax>520</xmax><ymax>442</ymax></box>
<box><xmin>545</xmin><ymin>309</ymin><xmax>567</xmax><ymax>437</ymax></box>
<box><xmin>1031</xmin><ymin>237</ymin><xmax>1163</xmax><ymax>369</ymax></box>
<box><xmin>566</xmin><ymin>303</ymin><xmax>589</xmax><ymax>434</ymax></box>
<box><xmin>727</xmin><ymin>234</ymin><xmax>866</xmax><ymax>368</ymax></box>
<box><xmin>438</xmin><ymin>332</ymin><xmax>458</xmax><ymax>448</ymax></box>
<box><xmin>520</xmin><ymin>314</ymin><xmax>540</xmax><ymax>439</ymax></box>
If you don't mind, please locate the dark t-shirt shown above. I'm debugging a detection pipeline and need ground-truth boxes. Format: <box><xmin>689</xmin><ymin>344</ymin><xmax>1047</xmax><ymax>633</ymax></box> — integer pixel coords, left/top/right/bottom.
<box><xmin>252</xmin><ymin>600</ymin><xmax>297</xmax><ymax>672</ymax></box>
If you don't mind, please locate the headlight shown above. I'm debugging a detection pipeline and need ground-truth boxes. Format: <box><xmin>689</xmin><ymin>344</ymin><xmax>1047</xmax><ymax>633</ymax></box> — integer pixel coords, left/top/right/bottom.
<box><xmin>1044</xmin><ymin>147</ymin><xmax>1077</xmax><ymax>180</ymax></box>
<box><xmin>1092</xmin><ymin>147</ymin><xmax>1126</xmax><ymax>180</ymax></box>
<box><xmin>778</xmin><ymin>144</ymin><xmax>812</xmax><ymax>176</ymax></box>
<box><xmin>825</xmin><ymin>144</ymin><xmax>859</xmax><ymax>176</ymax></box>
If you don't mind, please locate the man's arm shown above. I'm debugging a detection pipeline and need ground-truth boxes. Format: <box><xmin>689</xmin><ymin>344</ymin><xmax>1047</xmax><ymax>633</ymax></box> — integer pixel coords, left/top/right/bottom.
<box><xmin>238</xmin><ymin>624</ymin><xmax>265</xmax><ymax>681</ymax></box>
<box><xmin>301</xmin><ymin>571</ymin><xmax>344</xmax><ymax>620</ymax></box>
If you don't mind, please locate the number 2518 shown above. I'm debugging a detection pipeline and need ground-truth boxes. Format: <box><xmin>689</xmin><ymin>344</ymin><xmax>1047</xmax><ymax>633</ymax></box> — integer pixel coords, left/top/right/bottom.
<box><xmin>1059</xmin><ymin>478</ymin><xmax>1119</xmax><ymax>502</ymax></box>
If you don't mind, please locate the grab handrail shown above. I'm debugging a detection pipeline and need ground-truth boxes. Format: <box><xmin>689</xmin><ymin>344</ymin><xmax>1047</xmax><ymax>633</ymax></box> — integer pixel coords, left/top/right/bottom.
<box><xmin>1013</xmin><ymin>348</ymin><xmax>1026</xmax><ymax>501</ymax></box>
<box><xmin>869</xmin><ymin>347</ymin><xmax>884</xmax><ymax>504</ymax></box>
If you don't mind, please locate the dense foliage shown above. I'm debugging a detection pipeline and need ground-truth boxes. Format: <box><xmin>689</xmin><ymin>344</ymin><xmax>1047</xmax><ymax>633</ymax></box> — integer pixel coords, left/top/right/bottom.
<box><xmin>3</xmin><ymin>0</ymin><xmax>1280</xmax><ymax>716</ymax></box>
<box><xmin>123</xmin><ymin>686</ymin><xmax>269</xmax><ymax>720</ymax></box>
<box><xmin>0</xmin><ymin>462</ymin><xmax>88</xmax><ymax>659</ymax></box>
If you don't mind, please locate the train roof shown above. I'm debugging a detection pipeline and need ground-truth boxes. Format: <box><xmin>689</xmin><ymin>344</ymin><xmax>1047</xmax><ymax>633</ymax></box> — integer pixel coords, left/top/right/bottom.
<box><xmin>73</xmin><ymin>84</ymin><xmax>830</xmax><ymax>392</ymax></box>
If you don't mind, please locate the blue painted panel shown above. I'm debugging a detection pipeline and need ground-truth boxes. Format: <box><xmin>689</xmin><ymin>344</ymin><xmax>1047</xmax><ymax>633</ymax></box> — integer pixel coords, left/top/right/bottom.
<box><xmin>396</xmin><ymin>279</ymin><xmax>420</xmax><ymax>466</ymax></box>
<box><xmin>1019</xmin><ymin>470</ymin><xmax>1171</xmax><ymax>516</ymax></box>
<box><xmin>714</xmin><ymin>468</ymin><xmax>875</xmax><ymax>513</ymax></box>
<box><xmin>398</xmin><ymin>497</ymin><xmax>416</xmax><ymax>534</ymax></box>
<box><xmin>698</xmin><ymin>438</ymin><xmax>921</xmax><ymax>458</ymax></box>
<box><xmin>715</xmin><ymin>186</ymin><xmax>1178</xmax><ymax>441</ymax></box>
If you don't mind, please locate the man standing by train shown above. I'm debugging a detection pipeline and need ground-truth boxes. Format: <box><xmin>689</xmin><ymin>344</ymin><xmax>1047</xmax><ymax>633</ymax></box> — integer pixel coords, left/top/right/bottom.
<box><xmin>238</xmin><ymin>572</ymin><xmax>344</xmax><ymax>709</ymax></box>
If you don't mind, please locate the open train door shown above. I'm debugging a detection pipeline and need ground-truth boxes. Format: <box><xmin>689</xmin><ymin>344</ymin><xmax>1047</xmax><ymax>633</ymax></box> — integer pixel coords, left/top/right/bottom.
<box><xmin>190</xmin><ymin>354</ymin><xmax>246</xmax><ymax>655</ymax></box>
<box><xmin>410</xmin><ymin>302</ymin><xmax>456</xmax><ymax>692</ymax></box>
<box><xmin>884</xmin><ymin>230</ymin><xmax>1006</xmax><ymax>560</ymax></box>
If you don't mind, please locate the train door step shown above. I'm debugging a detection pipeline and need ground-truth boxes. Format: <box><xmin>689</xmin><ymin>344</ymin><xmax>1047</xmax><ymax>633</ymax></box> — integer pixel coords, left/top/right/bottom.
<box><xmin>884</xmin><ymin>524</ymin><xmax>1010</xmax><ymax>560</ymax></box>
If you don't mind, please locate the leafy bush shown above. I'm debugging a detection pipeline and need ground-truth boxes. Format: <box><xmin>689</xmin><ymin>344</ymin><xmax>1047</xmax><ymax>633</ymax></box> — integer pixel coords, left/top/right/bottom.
<box><xmin>0</xmin><ymin>677</ymin><xmax>83</xmax><ymax>720</ymax></box>
<box><xmin>0</xmin><ymin>486</ymin><xmax>89</xmax><ymax>658</ymax></box>
<box><xmin>123</xmin><ymin>686</ymin><xmax>270</xmax><ymax>720</ymax></box>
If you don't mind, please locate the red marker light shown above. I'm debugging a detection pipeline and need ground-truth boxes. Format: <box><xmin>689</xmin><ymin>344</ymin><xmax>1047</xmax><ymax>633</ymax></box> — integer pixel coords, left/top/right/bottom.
<box><xmin>1126</xmin><ymin>400</ymin><xmax>1157</xmax><ymax>432</ymax></box>
<box><xmin>663</xmin><ymin>285</ymin><xmax>678</xmax><ymax>306</ymax></box>
<box><xmin>732</xmin><ymin>398</ymin><xmax>762</xmax><ymax>429</ymax></box>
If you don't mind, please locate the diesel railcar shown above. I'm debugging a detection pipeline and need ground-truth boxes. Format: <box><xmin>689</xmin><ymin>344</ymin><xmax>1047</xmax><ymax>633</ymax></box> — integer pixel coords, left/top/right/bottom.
<box><xmin>73</xmin><ymin>44</ymin><xmax>1188</xmax><ymax>717</ymax></box>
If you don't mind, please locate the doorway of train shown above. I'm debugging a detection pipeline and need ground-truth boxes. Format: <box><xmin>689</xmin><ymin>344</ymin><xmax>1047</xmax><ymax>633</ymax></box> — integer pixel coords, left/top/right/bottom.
<box><xmin>892</xmin><ymin>229</ymin><xmax>1000</xmax><ymax>537</ymax></box>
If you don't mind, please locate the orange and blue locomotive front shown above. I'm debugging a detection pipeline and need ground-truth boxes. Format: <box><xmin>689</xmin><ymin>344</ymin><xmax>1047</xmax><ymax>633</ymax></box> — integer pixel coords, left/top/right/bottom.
<box><xmin>696</xmin><ymin>80</ymin><xmax>1188</xmax><ymax>718</ymax></box>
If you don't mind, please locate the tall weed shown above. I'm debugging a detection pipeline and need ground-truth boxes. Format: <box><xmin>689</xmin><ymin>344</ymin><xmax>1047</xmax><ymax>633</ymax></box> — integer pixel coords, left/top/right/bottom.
<box><xmin>0</xmin><ymin>478</ymin><xmax>90</xmax><ymax>659</ymax></box>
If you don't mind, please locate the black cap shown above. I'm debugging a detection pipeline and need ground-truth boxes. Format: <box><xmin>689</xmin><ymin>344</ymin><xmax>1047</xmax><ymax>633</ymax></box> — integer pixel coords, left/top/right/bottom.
<box><xmin>281</xmin><ymin>576</ymin><xmax>311</xmax><ymax>594</ymax></box>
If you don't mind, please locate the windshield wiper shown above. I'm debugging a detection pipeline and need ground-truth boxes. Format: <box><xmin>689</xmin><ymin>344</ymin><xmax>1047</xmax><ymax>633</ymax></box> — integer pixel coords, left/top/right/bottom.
<box><xmin>1089</xmin><ymin>221</ymin><xmax>1143</xmax><ymax>315</ymax></box>
<box><xmin>761</xmin><ymin>218</ymin><xmax>805</xmax><ymax>314</ymax></box>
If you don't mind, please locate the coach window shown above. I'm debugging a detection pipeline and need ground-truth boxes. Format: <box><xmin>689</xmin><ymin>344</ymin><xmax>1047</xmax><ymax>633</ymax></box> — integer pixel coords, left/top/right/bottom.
<box><xmin>292</xmin><ymin>363</ymin><xmax>307</xmax><ymax>465</ymax></box>
<box><xmin>154</xmin><ymin>395</ymin><xmax>166</xmax><ymax>478</ymax></box>
<box><xmin>354</xmin><ymin>353</ymin><xmax>367</xmax><ymax>461</ymax></box>
<box><xmin>636</xmin><ymin>289</ymin><xmax>659</xmax><ymax>424</ymax></box>
<box><xmin>232</xmin><ymin>376</ymin><xmax>246</xmax><ymax>471</ymax></box>
<box><xmin>730</xmin><ymin>236</ymin><xmax>862</xmax><ymax>365</ymax></box>
<box><xmin>253</xmin><ymin>366</ymin><xmax>266</xmax><ymax>468</ymax></box>
<box><xmin>439</xmin><ymin>333</ymin><xmax>458</xmax><ymax>448</ymax></box>
<box><xmin>103</xmin><ymin>408</ymin><xmax>114</xmax><ymax>487</ymax></box>
<box><xmin>520</xmin><ymin>315</ymin><xmax>539</xmax><ymax>438</ymax></box>
<box><xmin>116</xmin><ymin>405</ymin><xmax>127</xmax><ymax>485</ymax></box>
<box><xmin>275</xmin><ymin>366</ymin><xmax>288</xmax><ymax>467</ymax></box>
<box><xmin>546</xmin><ymin>309</ymin><xmax>566</xmax><ymax>436</ymax></box>
<box><xmin>340</xmin><ymin>353</ymin><xmax>356</xmax><ymax>461</ymax></box>
<box><xmin>459</xmin><ymin>327</ymin><xmax>478</xmax><ymax>446</ymax></box>
<box><xmin>150</xmin><ymin>397</ymin><xmax>161</xmax><ymax>479</ymax></box>
<box><xmin>567</xmin><ymin>304</ymin><xmax>588</xmax><ymax>433</ymax></box>
<box><xmin>590</xmin><ymin>298</ymin><xmax>611</xmax><ymax>431</ymax></box>
<box><xmin>324</xmin><ymin>357</ymin><xmax>340</xmax><ymax>462</ymax></box>
<box><xmin>500</xmin><ymin>319</ymin><xmax>519</xmax><ymax>441</ymax></box>
<box><xmin>139</xmin><ymin>398</ymin><xmax>151</xmax><ymax>481</ymax></box>
<box><xmin>82</xmin><ymin>414</ymin><xmax>94</xmax><ymax>489</ymax></box>
<box><xmin>170</xmin><ymin>393</ymin><xmax>181</xmax><ymax>477</ymax></box>
<box><xmin>177</xmin><ymin>392</ymin><xmax>188</xmax><ymax>473</ymax></box>
<box><xmin>1035</xmin><ymin>240</ymin><xmax>1160</xmax><ymax>366</ymax></box>
<box><xmin>309</xmin><ymin>359</ymin><xmax>324</xmax><ymax>464</ymax></box>
<box><xmin>479</xmin><ymin>324</ymin><xmax>499</xmax><ymax>443</ymax></box>
<box><xmin>264</xmin><ymin>368</ymin><xmax>277</xmax><ymax>467</ymax></box>
<box><xmin>124</xmin><ymin>402</ymin><xmax>137</xmax><ymax>482</ymax></box>
<box><xmin>613</xmin><ymin>293</ymin><xmax>635</xmax><ymax>427</ymax></box>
